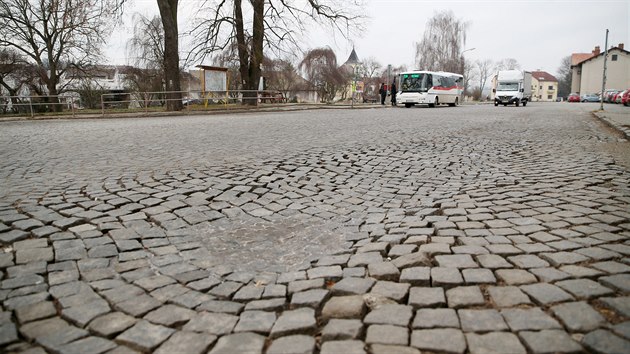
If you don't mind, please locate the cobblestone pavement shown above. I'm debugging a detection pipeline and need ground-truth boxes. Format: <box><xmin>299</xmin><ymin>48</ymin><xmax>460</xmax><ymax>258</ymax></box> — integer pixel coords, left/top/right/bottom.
<box><xmin>1</xmin><ymin>103</ymin><xmax>629</xmax><ymax>354</ymax></box>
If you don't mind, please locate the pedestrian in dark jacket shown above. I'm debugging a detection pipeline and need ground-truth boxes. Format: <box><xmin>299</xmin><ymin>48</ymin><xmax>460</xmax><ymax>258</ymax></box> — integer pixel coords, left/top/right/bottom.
<box><xmin>379</xmin><ymin>83</ymin><xmax>386</xmax><ymax>105</ymax></box>
<box><xmin>390</xmin><ymin>81</ymin><xmax>397</xmax><ymax>106</ymax></box>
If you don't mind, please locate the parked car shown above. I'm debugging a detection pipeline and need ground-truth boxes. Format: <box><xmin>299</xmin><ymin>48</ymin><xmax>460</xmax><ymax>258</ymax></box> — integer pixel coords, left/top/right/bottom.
<box><xmin>581</xmin><ymin>94</ymin><xmax>600</xmax><ymax>102</ymax></box>
<box><xmin>604</xmin><ymin>90</ymin><xmax>619</xmax><ymax>103</ymax></box>
<box><xmin>567</xmin><ymin>93</ymin><xmax>580</xmax><ymax>102</ymax></box>
<box><xmin>622</xmin><ymin>89</ymin><xmax>630</xmax><ymax>106</ymax></box>
<box><xmin>614</xmin><ymin>89</ymin><xmax>628</xmax><ymax>104</ymax></box>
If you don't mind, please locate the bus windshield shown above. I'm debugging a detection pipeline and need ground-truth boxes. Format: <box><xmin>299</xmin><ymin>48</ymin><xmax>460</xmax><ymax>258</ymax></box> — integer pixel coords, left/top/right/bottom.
<box><xmin>401</xmin><ymin>73</ymin><xmax>432</xmax><ymax>92</ymax></box>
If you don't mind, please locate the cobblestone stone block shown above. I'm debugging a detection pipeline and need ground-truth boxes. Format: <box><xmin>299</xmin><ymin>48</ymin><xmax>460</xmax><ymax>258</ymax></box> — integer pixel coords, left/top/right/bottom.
<box><xmin>391</xmin><ymin>251</ymin><xmax>432</xmax><ymax>269</ymax></box>
<box><xmin>15</xmin><ymin>301</ymin><xmax>56</xmax><ymax>324</ymax></box>
<box><xmin>495</xmin><ymin>269</ymin><xmax>537</xmax><ymax>285</ymax></box>
<box><xmin>208</xmin><ymin>332</ymin><xmax>266</xmax><ymax>354</ymax></box>
<box><xmin>408</xmin><ymin>287</ymin><xmax>445</xmax><ymax>308</ymax></box>
<box><xmin>410</xmin><ymin>328</ymin><xmax>466</xmax><ymax>354</ymax></box>
<box><xmin>582</xmin><ymin>329</ymin><xmax>630</xmax><ymax>354</ymax></box>
<box><xmin>446</xmin><ymin>286</ymin><xmax>485</xmax><ymax>308</ymax></box>
<box><xmin>431</xmin><ymin>267</ymin><xmax>463</xmax><ymax>288</ymax></box>
<box><xmin>143</xmin><ymin>304</ymin><xmax>195</xmax><ymax>327</ymax></box>
<box><xmin>412</xmin><ymin>308</ymin><xmax>459</xmax><ymax>329</ymax></box>
<box><xmin>520</xmin><ymin>283</ymin><xmax>574</xmax><ymax>305</ymax></box>
<box><xmin>290</xmin><ymin>289</ymin><xmax>329</xmax><ymax>309</ymax></box>
<box><xmin>369</xmin><ymin>281</ymin><xmax>410</xmax><ymax>302</ymax></box>
<box><xmin>458</xmin><ymin>309</ymin><xmax>508</xmax><ymax>332</ymax></box>
<box><xmin>267</xmin><ymin>335</ymin><xmax>315</xmax><ymax>354</ymax></box>
<box><xmin>88</xmin><ymin>312</ymin><xmax>137</xmax><ymax>337</ymax></box>
<box><xmin>233</xmin><ymin>310</ymin><xmax>276</xmax><ymax>334</ymax></box>
<box><xmin>287</xmin><ymin>279</ymin><xmax>324</xmax><ymax>294</ymax></box>
<box><xmin>556</xmin><ymin>278</ymin><xmax>614</xmax><ymax>299</ymax></box>
<box><xmin>475</xmin><ymin>254</ymin><xmax>513</xmax><ymax>269</ymax></box>
<box><xmin>364</xmin><ymin>304</ymin><xmax>413</xmax><ymax>326</ymax></box>
<box><xmin>331</xmin><ymin>277</ymin><xmax>374</xmax><ymax>295</ymax></box>
<box><xmin>519</xmin><ymin>330</ymin><xmax>583</xmax><ymax>354</ymax></box>
<box><xmin>183</xmin><ymin>312</ymin><xmax>238</xmax><ymax>335</ymax></box>
<box><xmin>321</xmin><ymin>319</ymin><xmax>363</xmax><ymax>340</ymax></box>
<box><xmin>487</xmin><ymin>286</ymin><xmax>531</xmax><ymax>307</ymax></box>
<box><xmin>321</xmin><ymin>295</ymin><xmax>366</xmax><ymax>321</ymax></box>
<box><xmin>320</xmin><ymin>340</ymin><xmax>366</xmax><ymax>354</ymax></box>
<box><xmin>270</xmin><ymin>308</ymin><xmax>317</xmax><ymax>338</ymax></box>
<box><xmin>550</xmin><ymin>301</ymin><xmax>606</xmax><ymax>332</ymax></box>
<box><xmin>115</xmin><ymin>320</ymin><xmax>175</xmax><ymax>352</ymax></box>
<box><xmin>154</xmin><ymin>331</ymin><xmax>216</xmax><ymax>354</ymax></box>
<box><xmin>466</xmin><ymin>332</ymin><xmax>526</xmax><ymax>354</ymax></box>
<box><xmin>501</xmin><ymin>308</ymin><xmax>562</xmax><ymax>331</ymax></box>
<box><xmin>462</xmin><ymin>268</ymin><xmax>496</xmax><ymax>284</ymax></box>
<box><xmin>399</xmin><ymin>267</ymin><xmax>430</xmax><ymax>286</ymax></box>
<box><xmin>365</xmin><ymin>324</ymin><xmax>408</xmax><ymax>346</ymax></box>
<box><xmin>368</xmin><ymin>262</ymin><xmax>400</xmax><ymax>281</ymax></box>
<box><xmin>348</xmin><ymin>252</ymin><xmax>382</xmax><ymax>267</ymax></box>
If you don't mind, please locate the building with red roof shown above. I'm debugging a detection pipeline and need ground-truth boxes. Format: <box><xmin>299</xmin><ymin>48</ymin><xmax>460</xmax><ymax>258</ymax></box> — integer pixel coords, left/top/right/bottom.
<box><xmin>571</xmin><ymin>44</ymin><xmax>629</xmax><ymax>95</ymax></box>
<box><xmin>531</xmin><ymin>71</ymin><xmax>558</xmax><ymax>101</ymax></box>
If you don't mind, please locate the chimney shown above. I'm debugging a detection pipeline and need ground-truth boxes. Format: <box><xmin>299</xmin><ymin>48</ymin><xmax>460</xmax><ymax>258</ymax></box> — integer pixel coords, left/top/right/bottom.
<box><xmin>619</xmin><ymin>43</ymin><xmax>624</xmax><ymax>50</ymax></box>
<box><xmin>593</xmin><ymin>46</ymin><xmax>601</xmax><ymax>55</ymax></box>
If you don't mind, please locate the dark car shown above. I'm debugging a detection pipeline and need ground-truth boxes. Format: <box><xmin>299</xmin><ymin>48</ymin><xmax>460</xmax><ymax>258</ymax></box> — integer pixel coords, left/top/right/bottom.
<box><xmin>567</xmin><ymin>93</ymin><xmax>580</xmax><ymax>102</ymax></box>
<box><xmin>581</xmin><ymin>94</ymin><xmax>600</xmax><ymax>102</ymax></box>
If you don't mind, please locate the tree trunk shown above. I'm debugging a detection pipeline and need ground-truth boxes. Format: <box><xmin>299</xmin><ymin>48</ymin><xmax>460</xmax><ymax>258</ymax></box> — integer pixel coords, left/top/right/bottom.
<box><xmin>157</xmin><ymin>0</ymin><xmax>183</xmax><ymax>111</ymax></box>
<box><xmin>246</xmin><ymin>0</ymin><xmax>264</xmax><ymax>106</ymax></box>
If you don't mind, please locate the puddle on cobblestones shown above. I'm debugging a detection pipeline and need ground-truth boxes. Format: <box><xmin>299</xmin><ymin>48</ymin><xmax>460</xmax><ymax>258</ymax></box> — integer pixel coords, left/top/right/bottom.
<box><xmin>193</xmin><ymin>216</ymin><xmax>353</xmax><ymax>273</ymax></box>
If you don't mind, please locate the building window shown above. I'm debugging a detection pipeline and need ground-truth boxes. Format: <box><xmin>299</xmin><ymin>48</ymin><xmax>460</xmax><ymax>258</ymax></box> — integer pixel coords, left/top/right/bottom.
<box><xmin>548</xmin><ymin>95</ymin><xmax>552</xmax><ymax>100</ymax></box>
<box><xmin>612</xmin><ymin>54</ymin><xmax>618</xmax><ymax>61</ymax></box>
<box><xmin>548</xmin><ymin>85</ymin><xmax>553</xmax><ymax>90</ymax></box>
<box><xmin>539</xmin><ymin>86</ymin><xmax>542</xmax><ymax>90</ymax></box>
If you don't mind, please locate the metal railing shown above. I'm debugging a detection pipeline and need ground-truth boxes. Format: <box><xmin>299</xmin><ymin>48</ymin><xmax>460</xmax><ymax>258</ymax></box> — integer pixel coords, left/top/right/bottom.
<box><xmin>99</xmin><ymin>89</ymin><xmax>289</xmax><ymax>117</ymax></box>
<box><xmin>0</xmin><ymin>95</ymin><xmax>79</xmax><ymax>118</ymax></box>
<box><xmin>0</xmin><ymin>89</ymin><xmax>291</xmax><ymax>119</ymax></box>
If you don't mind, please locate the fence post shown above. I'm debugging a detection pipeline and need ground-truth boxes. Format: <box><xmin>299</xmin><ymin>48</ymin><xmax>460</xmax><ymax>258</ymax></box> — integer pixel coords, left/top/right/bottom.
<box><xmin>101</xmin><ymin>94</ymin><xmax>105</xmax><ymax>118</ymax></box>
<box><xmin>29</xmin><ymin>99</ymin><xmax>34</xmax><ymax>118</ymax></box>
<box><xmin>71</xmin><ymin>97</ymin><xmax>75</xmax><ymax>118</ymax></box>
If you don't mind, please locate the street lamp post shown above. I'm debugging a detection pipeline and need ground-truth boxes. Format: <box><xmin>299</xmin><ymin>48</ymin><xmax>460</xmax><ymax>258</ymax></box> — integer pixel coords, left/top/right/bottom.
<box><xmin>460</xmin><ymin>48</ymin><xmax>476</xmax><ymax>99</ymax></box>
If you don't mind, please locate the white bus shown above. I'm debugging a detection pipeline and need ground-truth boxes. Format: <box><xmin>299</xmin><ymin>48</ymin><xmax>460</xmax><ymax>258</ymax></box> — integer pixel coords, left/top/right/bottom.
<box><xmin>397</xmin><ymin>71</ymin><xmax>463</xmax><ymax>108</ymax></box>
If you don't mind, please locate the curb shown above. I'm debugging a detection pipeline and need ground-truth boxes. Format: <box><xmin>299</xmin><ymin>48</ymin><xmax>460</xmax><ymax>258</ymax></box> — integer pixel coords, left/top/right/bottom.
<box><xmin>592</xmin><ymin>111</ymin><xmax>630</xmax><ymax>140</ymax></box>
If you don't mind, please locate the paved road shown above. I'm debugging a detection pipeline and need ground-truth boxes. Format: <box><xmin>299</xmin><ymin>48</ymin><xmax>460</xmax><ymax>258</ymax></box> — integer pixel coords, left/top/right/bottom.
<box><xmin>1</xmin><ymin>103</ymin><xmax>629</xmax><ymax>353</ymax></box>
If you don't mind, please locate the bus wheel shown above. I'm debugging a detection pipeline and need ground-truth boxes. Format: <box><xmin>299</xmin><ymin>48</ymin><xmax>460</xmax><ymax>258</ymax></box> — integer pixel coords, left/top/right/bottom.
<box><xmin>429</xmin><ymin>97</ymin><xmax>438</xmax><ymax>108</ymax></box>
<box><xmin>405</xmin><ymin>103</ymin><xmax>412</xmax><ymax>108</ymax></box>
<box><xmin>515</xmin><ymin>100</ymin><xmax>520</xmax><ymax>107</ymax></box>
<box><xmin>522</xmin><ymin>100</ymin><xmax>527</xmax><ymax>106</ymax></box>
<box><xmin>448</xmin><ymin>97</ymin><xmax>458</xmax><ymax>107</ymax></box>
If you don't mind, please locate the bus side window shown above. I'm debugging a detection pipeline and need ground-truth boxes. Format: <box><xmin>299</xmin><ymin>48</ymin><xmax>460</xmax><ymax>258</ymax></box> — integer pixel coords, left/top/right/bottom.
<box><xmin>424</xmin><ymin>74</ymin><xmax>432</xmax><ymax>90</ymax></box>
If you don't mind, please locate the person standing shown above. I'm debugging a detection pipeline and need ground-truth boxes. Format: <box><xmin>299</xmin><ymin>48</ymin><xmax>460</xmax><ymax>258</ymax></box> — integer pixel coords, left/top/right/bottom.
<box><xmin>390</xmin><ymin>81</ymin><xmax>397</xmax><ymax>106</ymax></box>
<box><xmin>379</xmin><ymin>83</ymin><xmax>386</xmax><ymax>105</ymax></box>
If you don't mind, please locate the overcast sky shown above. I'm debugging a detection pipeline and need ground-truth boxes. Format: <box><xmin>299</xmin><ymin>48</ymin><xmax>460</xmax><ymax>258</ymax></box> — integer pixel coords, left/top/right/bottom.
<box><xmin>107</xmin><ymin>0</ymin><xmax>629</xmax><ymax>78</ymax></box>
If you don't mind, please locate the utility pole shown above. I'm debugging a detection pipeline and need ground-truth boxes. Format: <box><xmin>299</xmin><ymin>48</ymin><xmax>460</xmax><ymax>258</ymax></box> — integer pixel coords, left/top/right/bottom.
<box><xmin>600</xmin><ymin>29</ymin><xmax>609</xmax><ymax>111</ymax></box>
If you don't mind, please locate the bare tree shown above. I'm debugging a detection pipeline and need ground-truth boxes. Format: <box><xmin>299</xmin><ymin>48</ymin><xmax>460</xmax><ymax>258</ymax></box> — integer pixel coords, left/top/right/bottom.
<box><xmin>359</xmin><ymin>57</ymin><xmax>382</xmax><ymax>79</ymax></box>
<box><xmin>299</xmin><ymin>47</ymin><xmax>347</xmax><ymax>103</ymax></box>
<box><xmin>0</xmin><ymin>0</ymin><xmax>116</xmax><ymax>111</ymax></box>
<box><xmin>262</xmin><ymin>57</ymin><xmax>300</xmax><ymax>97</ymax></box>
<box><xmin>415</xmin><ymin>10</ymin><xmax>469</xmax><ymax>73</ymax></box>
<box><xmin>495</xmin><ymin>58</ymin><xmax>521</xmax><ymax>71</ymax></box>
<box><xmin>127</xmin><ymin>14</ymin><xmax>165</xmax><ymax>71</ymax></box>
<box><xmin>556</xmin><ymin>55</ymin><xmax>572</xmax><ymax>98</ymax></box>
<box><xmin>463</xmin><ymin>59</ymin><xmax>476</xmax><ymax>97</ymax></box>
<box><xmin>189</xmin><ymin>0</ymin><xmax>364</xmax><ymax>105</ymax></box>
<box><xmin>475</xmin><ymin>59</ymin><xmax>493</xmax><ymax>101</ymax></box>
